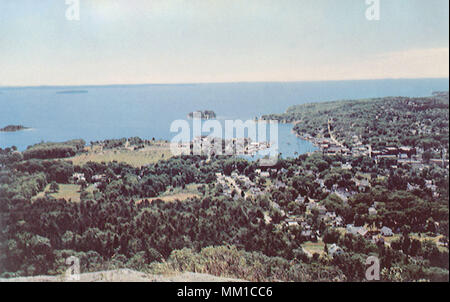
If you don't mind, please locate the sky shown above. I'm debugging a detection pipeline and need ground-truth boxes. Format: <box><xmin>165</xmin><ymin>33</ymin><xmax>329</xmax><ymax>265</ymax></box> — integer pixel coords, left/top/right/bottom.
<box><xmin>0</xmin><ymin>0</ymin><xmax>448</xmax><ymax>86</ymax></box>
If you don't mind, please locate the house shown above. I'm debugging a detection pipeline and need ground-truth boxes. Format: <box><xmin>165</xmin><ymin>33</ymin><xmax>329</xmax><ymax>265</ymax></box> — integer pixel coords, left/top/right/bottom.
<box><xmin>72</xmin><ymin>173</ymin><xmax>86</xmax><ymax>183</ymax></box>
<box><xmin>357</xmin><ymin>227</ymin><xmax>368</xmax><ymax>237</ymax></box>
<box><xmin>355</xmin><ymin>179</ymin><xmax>370</xmax><ymax>192</ymax></box>
<box><xmin>346</xmin><ymin>224</ymin><xmax>357</xmax><ymax>234</ymax></box>
<box><xmin>346</xmin><ymin>224</ymin><xmax>368</xmax><ymax>237</ymax></box>
<box><xmin>334</xmin><ymin>189</ymin><xmax>350</xmax><ymax>202</ymax></box>
<box><xmin>301</xmin><ymin>230</ymin><xmax>313</xmax><ymax>238</ymax></box>
<box><xmin>300</xmin><ymin>221</ymin><xmax>311</xmax><ymax>230</ymax></box>
<box><xmin>275</xmin><ymin>181</ymin><xmax>286</xmax><ymax>189</ymax></box>
<box><xmin>326</xmin><ymin>212</ymin><xmax>337</xmax><ymax>219</ymax></box>
<box><xmin>92</xmin><ymin>174</ymin><xmax>106</xmax><ymax>182</ymax></box>
<box><xmin>355</xmin><ymin>179</ymin><xmax>370</xmax><ymax>187</ymax></box>
<box><xmin>368</xmin><ymin>207</ymin><xmax>377</xmax><ymax>216</ymax></box>
<box><xmin>341</xmin><ymin>163</ymin><xmax>352</xmax><ymax>170</ymax></box>
<box><xmin>332</xmin><ymin>216</ymin><xmax>344</xmax><ymax>227</ymax></box>
<box><xmin>380</xmin><ymin>226</ymin><xmax>393</xmax><ymax>237</ymax></box>
<box><xmin>407</xmin><ymin>183</ymin><xmax>420</xmax><ymax>191</ymax></box>
<box><xmin>295</xmin><ymin>195</ymin><xmax>306</xmax><ymax>204</ymax></box>
<box><xmin>316</xmin><ymin>179</ymin><xmax>325</xmax><ymax>188</ymax></box>
<box><xmin>260</xmin><ymin>171</ymin><xmax>270</xmax><ymax>178</ymax></box>
<box><xmin>398</xmin><ymin>153</ymin><xmax>408</xmax><ymax>159</ymax></box>
<box><xmin>287</xmin><ymin>220</ymin><xmax>299</xmax><ymax>227</ymax></box>
<box><xmin>328</xmin><ymin>244</ymin><xmax>344</xmax><ymax>257</ymax></box>
<box><xmin>425</xmin><ymin>181</ymin><xmax>437</xmax><ymax>192</ymax></box>
<box><xmin>384</xmin><ymin>147</ymin><xmax>399</xmax><ymax>156</ymax></box>
<box><xmin>398</xmin><ymin>146</ymin><xmax>416</xmax><ymax>158</ymax></box>
<box><xmin>306</xmin><ymin>201</ymin><xmax>319</xmax><ymax>211</ymax></box>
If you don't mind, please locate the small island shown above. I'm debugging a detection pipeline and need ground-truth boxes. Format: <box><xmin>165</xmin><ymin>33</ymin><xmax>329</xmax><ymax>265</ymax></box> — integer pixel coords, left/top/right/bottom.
<box><xmin>0</xmin><ymin>125</ymin><xmax>29</xmax><ymax>132</ymax></box>
<box><xmin>187</xmin><ymin>110</ymin><xmax>216</xmax><ymax>119</ymax></box>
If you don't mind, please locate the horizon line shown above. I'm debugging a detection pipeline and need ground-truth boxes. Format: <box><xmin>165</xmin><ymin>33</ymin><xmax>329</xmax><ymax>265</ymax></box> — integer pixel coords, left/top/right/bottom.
<box><xmin>0</xmin><ymin>76</ymin><xmax>448</xmax><ymax>90</ymax></box>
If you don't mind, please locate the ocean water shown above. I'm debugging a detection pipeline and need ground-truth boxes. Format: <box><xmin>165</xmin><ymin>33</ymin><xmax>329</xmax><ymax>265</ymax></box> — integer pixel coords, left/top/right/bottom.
<box><xmin>0</xmin><ymin>79</ymin><xmax>448</xmax><ymax>158</ymax></box>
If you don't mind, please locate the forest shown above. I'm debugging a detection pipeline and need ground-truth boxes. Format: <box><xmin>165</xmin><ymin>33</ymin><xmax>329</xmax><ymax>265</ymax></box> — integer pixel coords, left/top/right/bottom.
<box><xmin>261</xmin><ymin>94</ymin><xmax>449</xmax><ymax>151</ymax></box>
<box><xmin>0</xmin><ymin>138</ymin><xmax>448</xmax><ymax>281</ymax></box>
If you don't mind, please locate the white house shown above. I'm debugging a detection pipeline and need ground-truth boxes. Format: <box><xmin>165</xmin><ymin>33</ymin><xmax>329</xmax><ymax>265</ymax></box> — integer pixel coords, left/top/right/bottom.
<box><xmin>368</xmin><ymin>207</ymin><xmax>377</xmax><ymax>216</ymax></box>
<box><xmin>328</xmin><ymin>244</ymin><xmax>344</xmax><ymax>257</ymax></box>
<box><xmin>260</xmin><ymin>171</ymin><xmax>270</xmax><ymax>178</ymax></box>
<box><xmin>333</xmin><ymin>216</ymin><xmax>344</xmax><ymax>227</ymax></box>
<box><xmin>346</xmin><ymin>224</ymin><xmax>368</xmax><ymax>237</ymax></box>
<box><xmin>380</xmin><ymin>226</ymin><xmax>393</xmax><ymax>237</ymax></box>
<box><xmin>341</xmin><ymin>163</ymin><xmax>352</xmax><ymax>170</ymax></box>
<box><xmin>296</xmin><ymin>195</ymin><xmax>306</xmax><ymax>204</ymax></box>
<box><xmin>72</xmin><ymin>173</ymin><xmax>86</xmax><ymax>183</ymax></box>
<box><xmin>287</xmin><ymin>220</ymin><xmax>299</xmax><ymax>227</ymax></box>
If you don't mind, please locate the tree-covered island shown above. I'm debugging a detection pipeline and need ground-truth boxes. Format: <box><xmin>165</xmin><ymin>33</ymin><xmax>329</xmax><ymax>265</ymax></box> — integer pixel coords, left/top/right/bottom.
<box><xmin>0</xmin><ymin>125</ymin><xmax>29</xmax><ymax>132</ymax></box>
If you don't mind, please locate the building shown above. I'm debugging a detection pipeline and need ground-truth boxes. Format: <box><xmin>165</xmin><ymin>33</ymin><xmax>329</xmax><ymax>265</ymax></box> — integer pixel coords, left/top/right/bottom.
<box><xmin>346</xmin><ymin>224</ymin><xmax>368</xmax><ymax>237</ymax></box>
<box><xmin>72</xmin><ymin>173</ymin><xmax>86</xmax><ymax>183</ymax></box>
<box><xmin>92</xmin><ymin>174</ymin><xmax>106</xmax><ymax>182</ymax></box>
<box><xmin>295</xmin><ymin>195</ymin><xmax>306</xmax><ymax>204</ymax></box>
<box><xmin>259</xmin><ymin>171</ymin><xmax>270</xmax><ymax>178</ymax></box>
<box><xmin>332</xmin><ymin>216</ymin><xmax>344</xmax><ymax>227</ymax></box>
<box><xmin>380</xmin><ymin>226</ymin><xmax>393</xmax><ymax>237</ymax></box>
<box><xmin>368</xmin><ymin>207</ymin><xmax>377</xmax><ymax>216</ymax></box>
<box><xmin>286</xmin><ymin>220</ymin><xmax>299</xmax><ymax>227</ymax></box>
<box><xmin>328</xmin><ymin>244</ymin><xmax>344</xmax><ymax>257</ymax></box>
<box><xmin>341</xmin><ymin>163</ymin><xmax>352</xmax><ymax>170</ymax></box>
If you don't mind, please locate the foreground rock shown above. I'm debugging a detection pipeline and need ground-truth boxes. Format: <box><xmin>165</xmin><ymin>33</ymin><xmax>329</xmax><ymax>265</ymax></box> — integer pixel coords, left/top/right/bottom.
<box><xmin>0</xmin><ymin>269</ymin><xmax>247</xmax><ymax>282</ymax></box>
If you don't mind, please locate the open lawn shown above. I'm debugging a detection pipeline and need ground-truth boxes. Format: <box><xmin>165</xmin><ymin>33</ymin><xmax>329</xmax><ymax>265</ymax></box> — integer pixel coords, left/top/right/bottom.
<box><xmin>137</xmin><ymin>193</ymin><xmax>199</xmax><ymax>203</ymax></box>
<box><xmin>33</xmin><ymin>183</ymin><xmax>95</xmax><ymax>203</ymax></box>
<box><xmin>136</xmin><ymin>184</ymin><xmax>201</xmax><ymax>204</ymax></box>
<box><xmin>379</xmin><ymin>232</ymin><xmax>448</xmax><ymax>252</ymax></box>
<box><xmin>67</xmin><ymin>145</ymin><xmax>173</xmax><ymax>168</ymax></box>
<box><xmin>302</xmin><ymin>240</ymin><xmax>326</xmax><ymax>256</ymax></box>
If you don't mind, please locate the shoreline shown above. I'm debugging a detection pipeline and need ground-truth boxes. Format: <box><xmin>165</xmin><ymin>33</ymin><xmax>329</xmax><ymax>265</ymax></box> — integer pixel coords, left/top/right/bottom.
<box><xmin>290</xmin><ymin>126</ymin><xmax>321</xmax><ymax>151</ymax></box>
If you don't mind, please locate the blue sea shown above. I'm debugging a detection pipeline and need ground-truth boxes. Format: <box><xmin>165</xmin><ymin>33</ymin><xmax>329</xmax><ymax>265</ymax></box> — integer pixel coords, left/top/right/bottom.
<box><xmin>0</xmin><ymin>79</ymin><xmax>448</xmax><ymax>158</ymax></box>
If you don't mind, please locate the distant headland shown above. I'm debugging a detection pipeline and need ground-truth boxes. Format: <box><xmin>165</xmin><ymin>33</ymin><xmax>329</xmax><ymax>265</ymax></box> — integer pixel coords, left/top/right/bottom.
<box><xmin>56</xmin><ymin>90</ymin><xmax>88</xmax><ymax>94</ymax></box>
<box><xmin>187</xmin><ymin>110</ymin><xmax>217</xmax><ymax>119</ymax></box>
<box><xmin>0</xmin><ymin>125</ymin><xmax>29</xmax><ymax>132</ymax></box>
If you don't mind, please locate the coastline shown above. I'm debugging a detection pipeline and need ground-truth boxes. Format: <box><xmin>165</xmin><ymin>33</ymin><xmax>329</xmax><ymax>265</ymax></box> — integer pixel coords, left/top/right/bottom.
<box><xmin>290</xmin><ymin>126</ymin><xmax>321</xmax><ymax>151</ymax></box>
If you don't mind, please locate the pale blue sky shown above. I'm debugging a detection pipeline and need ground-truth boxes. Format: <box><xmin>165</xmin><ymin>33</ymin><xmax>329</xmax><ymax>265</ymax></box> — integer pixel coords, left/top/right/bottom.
<box><xmin>0</xmin><ymin>0</ymin><xmax>448</xmax><ymax>86</ymax></box>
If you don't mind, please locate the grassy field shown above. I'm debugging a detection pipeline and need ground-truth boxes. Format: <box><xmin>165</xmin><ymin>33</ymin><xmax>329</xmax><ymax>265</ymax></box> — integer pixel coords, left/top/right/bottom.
<box><xmin>136</xmin><ymin>184</ymin><xmax>201</xmax><ymax>204</ymax></box>
<box><xmin>33</xmin><ymin>183</ymin><xmax>95</xmax><ymax>203</ymax></box>
<box><xmin>302</xmin><ymin>240</ymin><xmax>326</xmax><ymax>256</ymax></box>
<box><xmin>67</xmin><ymin>145</ymin><xmax>173</xmax><ymax>168</ymax></box>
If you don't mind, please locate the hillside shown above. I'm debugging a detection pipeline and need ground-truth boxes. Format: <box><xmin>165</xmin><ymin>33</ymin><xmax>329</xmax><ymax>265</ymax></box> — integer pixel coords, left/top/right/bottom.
<box><xmin>261</xmin><ymin>93</ymin><xmax>449</xmax><ymax>151</ymax></box>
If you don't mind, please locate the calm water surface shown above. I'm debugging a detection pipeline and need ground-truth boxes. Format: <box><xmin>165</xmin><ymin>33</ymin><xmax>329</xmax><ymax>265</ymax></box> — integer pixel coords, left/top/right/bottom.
<box><xmin>1</xmin><ymin>79</ymin><xmax>448</xmax><ymax>158</ymax></box>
